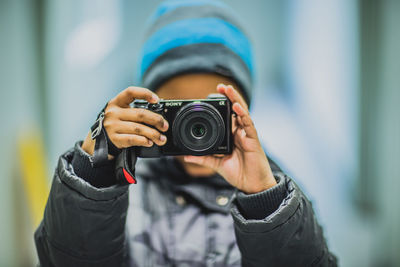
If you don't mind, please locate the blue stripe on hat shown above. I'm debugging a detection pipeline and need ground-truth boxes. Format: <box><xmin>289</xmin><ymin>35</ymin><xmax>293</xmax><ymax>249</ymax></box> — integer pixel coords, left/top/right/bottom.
<box><xmin>140</xmin><ymin>17</ymin><xmax>253</xmax><ymax>78</ymax></box>
<box><xmin>152</xmin><ymin>0</ymin><xmax>228</xmax><ymax>20</ymax></box>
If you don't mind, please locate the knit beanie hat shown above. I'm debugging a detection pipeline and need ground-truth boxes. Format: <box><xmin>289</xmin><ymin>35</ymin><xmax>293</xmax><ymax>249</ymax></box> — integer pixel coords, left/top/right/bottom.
<box><xmin>138</xmin><ymin>0</ymin><xmax>254</xmax><ymax>104</ymax></box>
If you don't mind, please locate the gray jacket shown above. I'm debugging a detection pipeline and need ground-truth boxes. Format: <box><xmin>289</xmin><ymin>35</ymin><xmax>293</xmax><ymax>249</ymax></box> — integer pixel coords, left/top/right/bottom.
<box><xmin>34</xmin><ymin>143</ymin><xmax>337</xmax><ymax>266</ymax></box>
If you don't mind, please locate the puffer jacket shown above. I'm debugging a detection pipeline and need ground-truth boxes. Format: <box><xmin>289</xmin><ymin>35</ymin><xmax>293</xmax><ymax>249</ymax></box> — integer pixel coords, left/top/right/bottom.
<box><xmin>34</xmin><ymin>142</ymin><xmax>337</xmax><ymax>266</ymax></box>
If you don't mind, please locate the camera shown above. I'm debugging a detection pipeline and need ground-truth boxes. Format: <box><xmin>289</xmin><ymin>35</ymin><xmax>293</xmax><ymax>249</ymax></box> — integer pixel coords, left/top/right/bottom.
<box><xmin>132</xmin><ymin>94</ymin><xmax>232</xmax><ymax>157</ymax></box>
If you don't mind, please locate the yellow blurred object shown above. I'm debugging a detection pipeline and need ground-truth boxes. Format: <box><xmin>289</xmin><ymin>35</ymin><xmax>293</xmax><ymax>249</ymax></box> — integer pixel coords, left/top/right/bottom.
<box><xmin>17</xmin><ymin>130</ymin><xmax>50</xmax><ymax>228</ymax></box>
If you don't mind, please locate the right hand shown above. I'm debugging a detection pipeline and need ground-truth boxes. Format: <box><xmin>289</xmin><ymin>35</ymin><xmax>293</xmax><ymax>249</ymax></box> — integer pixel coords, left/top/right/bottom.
<box><xmin>81</xmin><ymin>87</ymin><xmax>169</xmax><ymax>157</ymax></box>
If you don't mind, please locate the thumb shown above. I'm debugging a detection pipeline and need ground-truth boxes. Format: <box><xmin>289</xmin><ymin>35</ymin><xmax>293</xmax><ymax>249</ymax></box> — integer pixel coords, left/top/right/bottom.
<box><xmin>183</xmin><ymin>155</ymin><xmax>222</xmax><ymax>171</ymax></box>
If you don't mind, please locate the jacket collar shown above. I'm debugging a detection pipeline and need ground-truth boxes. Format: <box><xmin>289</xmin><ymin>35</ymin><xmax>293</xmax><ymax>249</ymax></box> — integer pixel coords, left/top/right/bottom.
<box><xmin>138</xmin><ymin>157</ymin><xmax>236</xmax><ymax>214</ymax></box>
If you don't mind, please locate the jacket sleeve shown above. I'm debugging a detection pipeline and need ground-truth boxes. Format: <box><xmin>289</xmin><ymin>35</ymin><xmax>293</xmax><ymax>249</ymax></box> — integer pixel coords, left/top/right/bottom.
<box><xmin>231</xmin><ymin>172</ymin><xmax>338</xmax><ymax>267</ymax></box>
<box><xmin>34</xmin><ymin>144</ymin><xmax>130</xmax><ymax>267</ymax></box>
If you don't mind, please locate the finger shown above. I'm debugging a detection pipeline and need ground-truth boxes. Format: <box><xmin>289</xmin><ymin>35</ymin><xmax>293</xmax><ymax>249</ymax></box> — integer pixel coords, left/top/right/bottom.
<box><xmin>216</xmin><ymin>83</ymin><xmax>227</xmax><ymax>94</ymax></box>
<box><xmin>232</xmin><ymin>102</ymin><xmax>247</xmax><ymax>117</ymax></box>
<box><xmin>226</xmin><ymin>85</ymin><xmax>248</xmax><ymax>112</ymax></box>
<box><xmin>232</xmin><ymin>102</ymin><xmax>258</xmax><ymax>139</ymax></box>
<box><xmin>236</xmin><ymin>115</ymin><xmax>244</xmax><ymax>128</ymax></box>
<box><xmin>183</xmin><ymin>155</ymin><xmax>222</xmax><ymax>170</ymax></box>
<box><xmin>116</xmin><ymin>107</ymin><xmax>169</xmax><ymax>132</ymax></box>
<box><xmin>233</xmin><ymin>127</ymin><xmax>246</xmax><ymax>150</ymax></box>
<box><xmin>111</xmin><ymin>86</ymin><xmax>159</xmax><ymax>108</ymax></box>
<box><xmin>114</xmin><ymin>121</ymin><xmax>167</xmax><ymax>146</ymax></box>
<box><xmin>217</xmin><ymin>84</ymin><xmax>248</xmax><ymax>111</ymax></box>
<box><xmin>232</xmin><ymin>114</ymin><xmax>238</xmax><ymax>132</ymax></box>
<box><xmin>232</xmin><ymin>114</ymin><xmax>245</xmax><ymax>133</ymax></box>
<box><xmin>112</xmin><ymin>134</ymin><xmax>154</xmax><ymax>149</ymax></box>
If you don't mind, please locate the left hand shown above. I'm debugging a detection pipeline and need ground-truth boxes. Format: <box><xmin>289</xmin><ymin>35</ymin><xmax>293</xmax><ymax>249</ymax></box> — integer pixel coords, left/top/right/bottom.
<box><xmin>184</xmin><ymin>84</ymin><xmax>276</xmax><ymax>194</ymax></box>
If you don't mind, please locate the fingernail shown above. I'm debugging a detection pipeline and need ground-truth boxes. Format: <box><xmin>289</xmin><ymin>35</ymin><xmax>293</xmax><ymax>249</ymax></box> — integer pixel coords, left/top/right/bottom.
<box><xmin>152</xmin><ymin>94</ymin><xmax>159</xmax><ymax>102</ymax></box>
<box><xmin>160</xmin><ymin>135</ymin><xmax>166</xmax><ymax>142</ymax></box>
<box><xmin>163</xmin><ymin>120</ymin><xmax>169</xmax><ymax>129</ymax></box>
<box><xmin>217</xmin><ymin>83</ymin><xmax>226</xmax><ymax>88</ymax></box>
<box><xmin>148</xmin><ymin>140</ymin><xmax>153</xmax><ymax>146</ymax></box>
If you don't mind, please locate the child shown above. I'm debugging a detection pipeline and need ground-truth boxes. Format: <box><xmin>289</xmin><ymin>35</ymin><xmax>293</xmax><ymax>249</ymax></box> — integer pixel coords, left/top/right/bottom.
<box><xmin>35</xmin><ymin>1</ymin><xmax>337</xmax><ymax>266</ymax></box>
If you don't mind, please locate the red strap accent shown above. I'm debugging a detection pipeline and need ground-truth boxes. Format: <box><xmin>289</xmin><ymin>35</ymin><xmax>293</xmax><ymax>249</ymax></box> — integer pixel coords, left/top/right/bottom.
<box><xmin>123</xmin><ymin>168</ymin><xmax>136</xmax><ymax>184</ymax></box>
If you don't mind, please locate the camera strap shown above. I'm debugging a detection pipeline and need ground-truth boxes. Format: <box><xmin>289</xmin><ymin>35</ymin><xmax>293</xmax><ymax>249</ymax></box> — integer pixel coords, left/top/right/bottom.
<box><xmin>90</xmin><ymin>103</ymin><xmax>121</xmax><ymax>167</ymax></box>
<box><xmin>115</xmin><ymin>148</ymin><xmax>137</xmax><ymax>185</ymax></box>
<box><xmin>90</xmin><ymin>103</ymin><xmax>137</xmax><ymax>185</ymax></box>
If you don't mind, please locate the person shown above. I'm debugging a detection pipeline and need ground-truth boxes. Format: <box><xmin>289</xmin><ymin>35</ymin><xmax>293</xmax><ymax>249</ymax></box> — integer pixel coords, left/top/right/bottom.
<box><xmin>34</xmin><ymin>1</ymin><xmax>337</xmax><ymax>266</ymax></box>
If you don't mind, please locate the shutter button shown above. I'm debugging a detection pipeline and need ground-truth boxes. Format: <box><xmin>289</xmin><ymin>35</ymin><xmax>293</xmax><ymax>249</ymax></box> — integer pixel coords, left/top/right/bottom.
<box><xmin>175</xmin><ymin>195</ymin><xmax>186</xmax><ymax>206</ymax></box>
<box><xmin>216</xmin><ymin>195</ymin><xmax>229</xmax><ymax>206</ymax></box>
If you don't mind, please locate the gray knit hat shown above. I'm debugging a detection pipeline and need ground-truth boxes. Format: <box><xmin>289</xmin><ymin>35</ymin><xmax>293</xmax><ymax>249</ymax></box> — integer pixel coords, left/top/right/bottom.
<box><xmin>138</xmin><ymin>0</ymin><xmax>254</xmax><ymax>104</ymax></box>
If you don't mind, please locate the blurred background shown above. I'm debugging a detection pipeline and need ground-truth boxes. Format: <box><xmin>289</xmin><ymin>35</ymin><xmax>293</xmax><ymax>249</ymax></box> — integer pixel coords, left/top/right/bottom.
<box><xmin>0</xmin><ymin>0</ymin><xmax>399</xmax><ymax>266</ymax></box>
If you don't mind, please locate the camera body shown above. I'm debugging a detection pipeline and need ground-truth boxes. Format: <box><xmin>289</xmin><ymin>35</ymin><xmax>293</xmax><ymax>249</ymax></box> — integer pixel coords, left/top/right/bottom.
<box><xmin>132</xmin><ymin>94</ymin><xmax>232</xmax><ymax>157</ymax></box>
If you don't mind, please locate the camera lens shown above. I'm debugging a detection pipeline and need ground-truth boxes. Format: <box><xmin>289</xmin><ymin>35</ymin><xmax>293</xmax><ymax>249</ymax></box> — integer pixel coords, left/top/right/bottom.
<box><xmin>172</xmin><ymin>102</ymin><xmax>225</xmax><ymax>153</ymax></box>
<box><xmin>191</xmin><ymin>123</ymin><xmax>207</xmax><ymax>138</ymax></box>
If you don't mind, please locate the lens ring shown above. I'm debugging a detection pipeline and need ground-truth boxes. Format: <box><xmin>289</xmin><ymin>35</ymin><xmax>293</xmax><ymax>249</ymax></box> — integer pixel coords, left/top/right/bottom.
<box><xmin>181</xmin><ymin>115</ymin><xmax>213</xmax><ymax>148</ymax></box>
<box><xmin>172</xmin><ymin>102</ymin><xmax>225</xmax><ymax>153</ymax></box>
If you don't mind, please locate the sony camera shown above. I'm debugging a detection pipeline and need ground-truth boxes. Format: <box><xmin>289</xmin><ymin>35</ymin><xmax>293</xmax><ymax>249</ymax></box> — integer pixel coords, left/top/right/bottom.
<box><xmin>132</xmin><ymin>93</ymin><xmax>232</xmax><ymax>157</ymax></box>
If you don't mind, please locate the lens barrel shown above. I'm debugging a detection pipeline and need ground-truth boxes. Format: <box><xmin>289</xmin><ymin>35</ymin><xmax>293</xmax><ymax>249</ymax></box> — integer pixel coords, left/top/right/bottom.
<box><xmin>172</xmin><ymin>102</ymin><xmax>225</xmax><ymax>153</ymax></box>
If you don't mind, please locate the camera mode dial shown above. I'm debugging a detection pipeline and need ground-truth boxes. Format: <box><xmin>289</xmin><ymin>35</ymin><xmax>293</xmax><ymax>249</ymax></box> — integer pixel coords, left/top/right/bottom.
<box><xmin>148</xmin><ymin>103</ymin><xmax>164</xmax><ymax>112</ymax></box>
